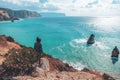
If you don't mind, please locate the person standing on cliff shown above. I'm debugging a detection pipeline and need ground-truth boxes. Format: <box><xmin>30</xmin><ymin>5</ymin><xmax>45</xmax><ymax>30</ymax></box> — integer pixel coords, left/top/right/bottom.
<box><xmin>34</xmin><ymin>37</ymin><xmax>43</xmax><ymax>67</ymax></box>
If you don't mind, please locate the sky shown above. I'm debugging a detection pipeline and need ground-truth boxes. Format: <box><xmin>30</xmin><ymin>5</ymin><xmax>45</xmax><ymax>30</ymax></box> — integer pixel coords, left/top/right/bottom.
<box><xmin>0</xmin><ymin>0</ymin><xmax>120</xmax><ymax>16</ymax></box>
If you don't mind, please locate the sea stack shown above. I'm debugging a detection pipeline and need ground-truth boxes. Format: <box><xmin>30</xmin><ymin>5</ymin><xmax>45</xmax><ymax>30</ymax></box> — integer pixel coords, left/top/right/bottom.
<box><xmin>87</xmin><ymin>34</ymin><xmax>95</xmax><ymax>44</ymax></box>
<box><xmin>111</xmin><ymin>46</ymin><xmax>119</xmax><ymax>64</ymax></box>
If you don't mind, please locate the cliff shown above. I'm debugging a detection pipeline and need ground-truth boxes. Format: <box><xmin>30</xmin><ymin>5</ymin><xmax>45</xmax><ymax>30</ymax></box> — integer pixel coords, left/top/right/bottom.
<box><xmin>0</xmin><ymin>7</ymin><xmax>40</xmax><ymax>21</ymax></box>
<box><xmin>0</xmin><ymin>35</ymin><xmax>115</xmax><ymax>80</ymax></box>
<box><xmin>0</xmin><ymin>10</ymin><xmax>11</xmax><ymax>21</ymax></box>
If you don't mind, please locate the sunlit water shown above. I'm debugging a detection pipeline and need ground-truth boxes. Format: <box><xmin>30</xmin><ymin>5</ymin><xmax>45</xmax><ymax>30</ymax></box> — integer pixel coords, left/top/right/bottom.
<box><xmin>0</xmin><ymin>17</ymin><xmax>120</xmax><ymax>79</ymax></box>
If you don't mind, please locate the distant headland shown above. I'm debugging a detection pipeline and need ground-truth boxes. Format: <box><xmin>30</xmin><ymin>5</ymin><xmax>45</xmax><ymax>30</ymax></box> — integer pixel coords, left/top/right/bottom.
<box><xmin>0</xmin><ymin>7</ymin><xmax>40</xmax><ymax>22</ymax></box>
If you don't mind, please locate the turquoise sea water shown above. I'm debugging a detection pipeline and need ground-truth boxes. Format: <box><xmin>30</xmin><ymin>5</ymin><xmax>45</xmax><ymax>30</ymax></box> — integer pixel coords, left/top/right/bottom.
<box><xmin>0</xmin><ymin>17</ymin><xmax>120</xmax><ymax>79</ymax></box>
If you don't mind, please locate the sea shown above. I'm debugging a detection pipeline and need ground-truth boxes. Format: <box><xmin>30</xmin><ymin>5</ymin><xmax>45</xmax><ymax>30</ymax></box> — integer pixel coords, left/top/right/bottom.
<box><xmin>0</xmin><ymin>17</ymin><xmax>120</xmax><ymax>79</ymax></box>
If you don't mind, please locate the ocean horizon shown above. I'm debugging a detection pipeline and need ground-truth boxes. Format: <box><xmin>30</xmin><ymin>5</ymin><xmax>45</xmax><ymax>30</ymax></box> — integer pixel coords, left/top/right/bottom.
<box><xmin>0</xmin><ymin>16</ymin><xmax>120</xmax><ymax>79</ymax></box>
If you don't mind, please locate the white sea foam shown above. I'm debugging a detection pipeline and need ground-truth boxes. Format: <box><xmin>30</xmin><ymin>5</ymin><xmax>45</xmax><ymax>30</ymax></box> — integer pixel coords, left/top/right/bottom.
<box><xmin>70</xmin><ymin>38</ymin><xmax>110</xmax><ymax>50</ymax></box>
<box><xmin>73</xmin><ymin>39</ymin><xmax>87</xmax><ymax>43</ymax></box>
<box><xmin>94</xmin><ymin>41</ymin><xmax>110</xmax><ymax>50</ymax></box>
<box><xmin>56</xmin><ymin>44</ymin><xmax>65</xmax><ymax>53</ymax></box>
<box><xmin>63</xmin><ymin>60</ymin><xmax>86</xmax><ymax>70</ymax></box>
<box><xmin>69</xmin><ymin>38</ymin><xmax>87</xmax><ymax>48</ymax></box>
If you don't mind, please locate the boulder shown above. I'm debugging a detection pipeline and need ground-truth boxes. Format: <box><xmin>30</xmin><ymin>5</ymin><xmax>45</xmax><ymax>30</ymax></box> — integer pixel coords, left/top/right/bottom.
<box><xmin>87</xmin><ymin>34</ymin><xmax>95</xmax><ymax>44</ymax></box>
<box><xmin>40</xmin><ymin>58</ymin><xmax>50</xmax><ymax>71</ymax></box>
<box><xmin>103</xmin><ymin>73</ymin><xmax>115</xmax><ymax>80</ymax></box>
<box><xmin>42</xmin><ymin>55</ymin><xmax>77</xmax><ymax>72</ymax></box>
<box><xmin>81</xmin><ymin>67</ymin><xmax>103</xmax><ymax>78</ymax></box>
<box><xmin>6</xmin><ymin>36</ymin><xmax>15</xmax><ymax>42</ymax></box>
<box><xmin>111</xmin><ymin>46</ymin><xmax>119</xmax><ymax>57</ymax></box>
<box><xmin>111</xmin><ymin>46</ymin><xmax>119</xmax><ymax>64</ymax></box>
<box><xmin>11</xmin><ymin>17</ymin><xmax>19</xmax><ymax>22</ymax></box>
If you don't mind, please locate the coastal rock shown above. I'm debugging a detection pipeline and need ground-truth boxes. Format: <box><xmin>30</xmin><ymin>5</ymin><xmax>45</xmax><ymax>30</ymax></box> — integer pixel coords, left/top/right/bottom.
<box><xmin>43</xmin><ymin>55</ymin><xmax>76</xmax><ymax>72</ymax></box>
<box><xmin>87</xmin><ymin>34</ymin><xmax>95</xmax><ymax>44</ymax></box>
<box><xmin>40</xmin><ymin>57</ymin><xmax>50</xmax><ymax>71</ymax></box>
<box><xmin>111</xmin><ymin>46</ymin><xmax>119</xmax><ymax>57</ymax></box>
<box><xmin>11</xmin><ymin>17</ymin><xmax>19</xmax><ymax>22</ymax></box>
<box><xmin>6</xmin><ymin>36</ymin><xmax>15</xmax><ymax>42</ymax></box>
<box><xmin>111</xmin><ymin>46</ymin><xmax>119</xmax><ymax>64</ymax></box>
<box><xmin>81</xmin><ymin>67</ymin><xmax>103</xmax><ymax>78</ymax></box>
<box><xmin>103</xmin><ymin>73</ymin><xmax>115</xmax><ymax>80</ymax></box>
<box><xmin>0</xmin><ymin>35</ymin><xmax>21</xmax><ymax>64</ymax></box>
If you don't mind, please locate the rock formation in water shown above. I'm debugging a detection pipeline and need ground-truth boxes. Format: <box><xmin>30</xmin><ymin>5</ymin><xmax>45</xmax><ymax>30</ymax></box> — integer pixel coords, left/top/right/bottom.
<box><xmin>87</xmin><ymin>34</ymin><xmax>95</xmax><ymax>44</ymax></box>
<box><xmin>0</xmin><ymin>7</ymin><xmax>40</xmax><ymax>21</ymax></box>
<box><xmin>111</xmin><ymin>46</ymin><xmax>119</xmax><ymax>57</ymax></box>
<box><xmin>0</xmin><ymin>35</ymin><xmax>115</xmax><ymax>80</ymax></box>
<box><xmin>111</xmin><ymin>46</ymin><xmax>119</xmax><ymax>64</ymax></box>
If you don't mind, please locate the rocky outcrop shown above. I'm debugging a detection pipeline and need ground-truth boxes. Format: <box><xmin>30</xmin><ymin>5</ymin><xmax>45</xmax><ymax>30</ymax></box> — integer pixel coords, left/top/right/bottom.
<box><xmin>111</xmin><ymin>46</ymin><xmax>119</xmax><ymax>64</ymax></box>
<box><xmin>0</xmin><ymin>35</ymin><xmax>21</xmax><ymax>56</ymax></box>
<box><xmin>0</xmin><ymin>35</ymin><xmax>115</xmax><ymax>80</ymax></box>
<box><xmin>13</xmin><ymin>68</ymin><xmax>104</xmax><ymax>80</ymax></box>
<box><xmin>103</xmin><ymin>73</ymin><xmax>115</xmax><ymax>80</ymax></box>
<box><xmin>111</xmin><ymin>46</ymin><xmax>119</xmax><ymax>57</ymax></box>
<box><xmin>0</xmin><ymin>7</ymin><xmax>40</xmax><ymax>21</ymax></box>
<box><xmin>11</xmin><ymin>17</ymin><xmax>19</xmax><ymax>22</ymax></box>
<box><xmin>87</xmin><ymin>34</ymin><xmax>95</xmax><ymax>44</ymax></box>
<box><xmin>0</xmin><ymin>35</ymin><xmax>21</xmax><ymax>65</ymax></box>
<box><xmin>0</xmin><ymin>10</ymin><xmax>11</xmax><ymax>21</ymax></box>
<box><xmin>41</xmin><ymin>55</ymin><xmax>76</xmax><ymax>72</ymax></box>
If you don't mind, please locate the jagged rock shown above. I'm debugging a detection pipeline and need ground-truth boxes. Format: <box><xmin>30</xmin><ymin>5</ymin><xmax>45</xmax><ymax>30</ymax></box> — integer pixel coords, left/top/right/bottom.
<box><xmin>111</xmin><ymin>46</ymin><xmax>119</xmax><ymax>64</ymax></box>
<box><xmin>11</xmin><ymin>17</ymin><xmax>19</xmax><ymax>22</ymax></box>
<box><xmin>111</xmin><ymin>46</ymin><xmax>119</xmax><ymax>57</ymax></box>
<box><xmin>81</xmin><ymin>67</ymin><xmax>90</xmax><ymax>72</ymax></box>
<box><xmin>87</xmin><ymin>34</ymin><xmax>95</xmax><ymax>44</ymax></box>
<box><xmin>81</xmin><ymin>67</ymin><xmax>103</xmax><ymax>78</ymax></box>
<box><xmin>40</xmin><ymin>58</ymin><xmax>50</xmax><ymax>71</ymax></box>
<box><xmin>103</xmin><ymin>73</ymin><xmax>115</xmax><ymax>80</ymax></box>
<box><xmin>6</xmin><ymin>36</ymin><xmax>15</xmax><ymax>42</ymax></box>
<box><xmin>43</xmin><ymin>55</ymin><xmax>77</xmax><ymax>72</ymax></box>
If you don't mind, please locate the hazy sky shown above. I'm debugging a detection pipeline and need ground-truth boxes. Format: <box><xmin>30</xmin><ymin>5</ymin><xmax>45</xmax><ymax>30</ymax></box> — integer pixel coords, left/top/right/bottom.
<box><xmin>0</xmin><ymin>0</ymin><xmax>120</xmax><ymax>16</ymax></box>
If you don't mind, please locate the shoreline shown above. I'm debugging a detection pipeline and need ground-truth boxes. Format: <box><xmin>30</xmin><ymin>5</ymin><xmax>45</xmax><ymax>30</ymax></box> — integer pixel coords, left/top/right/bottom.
<box><xmin>0</xmin><ymin>18</ymin><xmax>24</xmax><ymax>23</ymax></box>
<box><xmin>0</xmin><ymin>35</ymin><xmax>115</xmax><ymax>80</ymax></box>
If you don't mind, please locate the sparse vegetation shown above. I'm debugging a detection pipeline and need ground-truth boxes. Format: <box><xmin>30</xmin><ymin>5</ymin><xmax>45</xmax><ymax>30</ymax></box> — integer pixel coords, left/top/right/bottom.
<box><xmin>1</xmin><ymin>47</ymin><xmax>38</xmax><ymax>76</ymax></box>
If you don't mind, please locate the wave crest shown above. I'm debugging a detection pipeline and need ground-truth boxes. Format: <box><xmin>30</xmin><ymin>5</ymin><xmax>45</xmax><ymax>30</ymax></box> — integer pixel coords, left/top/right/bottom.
<box><xmin>69</xmin><ymin>38</ymin><xmax>109</xmax><ymax>50</ymax></box>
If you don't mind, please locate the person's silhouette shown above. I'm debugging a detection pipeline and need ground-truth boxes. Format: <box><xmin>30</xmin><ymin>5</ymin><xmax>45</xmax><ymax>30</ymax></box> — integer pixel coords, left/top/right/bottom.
<box><xmin>34</xmin><ymin>37</ymin><xmax>43</xmax><ymax>66</ymax></box>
